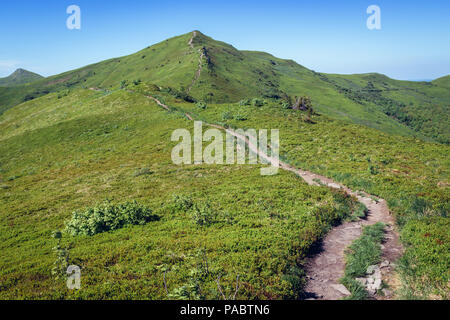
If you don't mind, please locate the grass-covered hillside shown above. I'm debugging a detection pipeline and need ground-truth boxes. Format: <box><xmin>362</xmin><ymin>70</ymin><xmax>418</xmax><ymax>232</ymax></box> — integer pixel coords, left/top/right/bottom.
<box><xmin>128</xmin><ymin>82</ymin><xmax>449</xmax><ymax>299</ymax></box>
<box><xmin>0</xmin><ymin>30</ymin><xmax>448</xmax><ymax>300</ymax></box>
<box><xmin>0</xmin><ymin>69</ymin><xmax>43</xmax><ymax>87</ymax></box>
<box><xmin>0</xmin><ymin>88</ymin><xmax>365</xmax><ymax>299</ymax></box>
<box><xmin>324</xmin><ymin>73</ymin><xmax>450</xmax><ymax>144</ymax></box>
<box><xmin>0</xmin><ymin>31</ymin><xmax>448</xmax><ymax>143</ymax></box>
<box><xmin>0</xmin><ymin>82</ymin><xmax>448</xmax><ymax>299</ymax></box>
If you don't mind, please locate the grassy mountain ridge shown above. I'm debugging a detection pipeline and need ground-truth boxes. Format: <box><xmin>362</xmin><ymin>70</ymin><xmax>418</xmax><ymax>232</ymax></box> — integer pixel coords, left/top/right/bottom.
<box><xmin>0</xmin><ymin>68</ymin><xmax>43</xmax><ymax>87</ymax></box>
<box><xmin>0</xmin><ymin>31</ymin><xmax>448</xmax><ymax>143</ymax></box>
<box><xmin>0</xmin><ymin>85</ymin><xmax>448</xmax><ymax>299</ymax></box>
<box><xmin>323</xmin><ymin>72</ymin><xmax>450</xmax><ymax>143</ymax></box>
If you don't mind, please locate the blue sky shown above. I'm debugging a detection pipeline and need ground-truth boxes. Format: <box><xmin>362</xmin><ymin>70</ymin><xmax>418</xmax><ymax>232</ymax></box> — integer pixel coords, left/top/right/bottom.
<box><xmin>1</xmin><ymin>0</ymin><xmax>449</xmax><ymax>80</ymax></box>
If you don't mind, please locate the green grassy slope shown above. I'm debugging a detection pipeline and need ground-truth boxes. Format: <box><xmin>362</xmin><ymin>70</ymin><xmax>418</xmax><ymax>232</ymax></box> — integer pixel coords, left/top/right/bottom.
<box><xmin>1</xmin><ymin>31</ymin><xmax>448</xmax><ymax>143</ymax></box>
<box><xmin>0</xmin><ymin>69</ymin><xmax>43</xmax><ymax>87</ymax></box>
<box><xmin>130</xmin><ymin>83</ymin><xmax>448</xmax><ymax>298</ymax></box>
<box><xmin>325</xmin><ymin>73</ymin><xmax>450</xmax><ymax>143</ymax></box>
<box><xmin>0</xmin><ymin>88</ymin><xmax>363</xmax><ymax>299</ymax></box>
<box><xmin>433</xmin><ymin>75</ymin><xmax>450</xmax><ymax>88</ymax></box>
<box><xmin>1</xmin><ymin>84</ymin><xmax>448</xmax><ymax>299</ymax></box>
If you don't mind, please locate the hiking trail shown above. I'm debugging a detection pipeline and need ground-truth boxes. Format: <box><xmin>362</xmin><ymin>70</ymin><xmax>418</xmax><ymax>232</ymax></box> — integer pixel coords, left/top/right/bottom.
<box><xmin>93</xmin><ymin>86</ymin><xmax>404</xmax><ymax>300</ymax></box>
<box><xmin>187</xmin><ymin>31</ymin><xmax>205</xmax><ymax>93</ymax></box>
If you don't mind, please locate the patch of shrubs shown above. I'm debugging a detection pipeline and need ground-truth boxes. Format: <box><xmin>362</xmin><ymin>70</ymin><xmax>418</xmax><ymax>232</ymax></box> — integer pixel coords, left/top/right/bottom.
<box><xmin>238</xmin><ymin>98</ymin><xmax>266</xmax><ymax>107</ymax></box>
<box><xmin>120</xmin><ymin>80</ymin><xmax>128</xmax><ymax>89</ymax></box>
<box><xmin>238</xmin><ymin>99</ymin><xmax>251</xmax><ymax>106</ymax></box>
<box><xmin>172</xmin><ymin>194</ymin><xmax>194</xmax><ymax>211</ymax></box>
<box><xmin>222</xmin><ymin>111</ymin><xmax>233</xmax><ymax>120</ymax></box>
<box><xmin>171</xmin><ymin>195</ymin><xmax>220</xmax><ymax>227</ymax></box>
<box><xmin>66</xmin><ymin>200</ymin><xmax>159</xmax><ymax>236</ymax></box>
<box><xmin>196</xmin><ymin>102</ymin><xmax>207</xmax><ymax>110</ymax></box>
<box><xmin>221</xmin><ymin>110</ymin><xmax>247</xmax><ymax>121</ymax></box>
<box><xmin>161</xmin><ymin>87</ymin><xmax>196</xmax><ymax>103</ymax></box>
<box><xmin>190</xmin><ymin>202</ymin><xmax>218</xmax><ymax>226</ymax></box>
<box><xmin>251</xmin><ymin>98</ymin><xmax>265</xmax><ymax>107</ymax></box>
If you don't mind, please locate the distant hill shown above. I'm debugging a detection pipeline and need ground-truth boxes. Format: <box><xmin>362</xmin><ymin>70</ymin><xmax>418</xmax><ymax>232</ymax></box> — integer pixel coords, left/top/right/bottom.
<box><xmin>432</xmin><ymin>75</ymin><xmax>450</xmax><ymax>88</ymax></box>
<box><xmin>0</xmin><ymin>68</ymin><xmax>43</xmax><ymax>87</ymax></box>
<box><xmin>0</xmin><ymin>31</ymin><xmax>448</xmax><ymax>143</ymax></box>
<box><xmin>323</xmin><ymin>73</ymin><xmax>450</xmax><ymax>144</ymax></box>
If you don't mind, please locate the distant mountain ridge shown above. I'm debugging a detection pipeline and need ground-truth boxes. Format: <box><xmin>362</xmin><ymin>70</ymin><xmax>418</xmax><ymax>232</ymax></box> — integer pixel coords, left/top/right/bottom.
<box><xmin>0</xmin><ymin>68</ymin><xmax>43</xmax><ymax>87</ymax></box>
<box><xmin>0</xmin><ymin>31</ymin><xmax>448</xmax><ymax>143</ymax></box>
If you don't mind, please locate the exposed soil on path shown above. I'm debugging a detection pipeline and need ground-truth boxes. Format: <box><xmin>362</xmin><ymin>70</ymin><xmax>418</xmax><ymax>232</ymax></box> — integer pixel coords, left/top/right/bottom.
<box><xmin>123</xmin><ymin>90</ymin><xmax>404</xmax><ymax>300</ymax></box>
<box><xmin>187</xmin><ymin>31</ymin><xmax>205</xmax><ymax>93</ymax></box>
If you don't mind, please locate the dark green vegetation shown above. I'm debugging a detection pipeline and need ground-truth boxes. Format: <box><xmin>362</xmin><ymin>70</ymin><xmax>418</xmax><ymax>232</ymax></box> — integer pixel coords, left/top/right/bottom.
<box><xmin>66</xmin><ymin>200</ymin><xmax>159</xmax><ymax>236</ymax></box>
<box><xmin>0</xmin><ymin>31</ymin><xmax>448</xmax><ymax>299</ymax></box>
<box><xmin>0</xmin><ymin>31</ymin><xmax>448</xmax><ymax>143</ymax></box>
<box><xmin>340</xmin><ymin>223</ymin><xmax>385</xmax><ymax>300</ymax></box>
<box><xmin>0</xmin><ymin>68</ymin><xmax>43</xmax><ymax>87</ymax></box>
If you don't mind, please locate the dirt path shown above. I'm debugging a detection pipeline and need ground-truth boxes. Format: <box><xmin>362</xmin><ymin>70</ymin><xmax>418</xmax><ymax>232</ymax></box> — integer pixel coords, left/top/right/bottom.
<box><xmin>187</xmin><ymin>31</ymin><xmax>205</xmax><ymax>93</ymax></box>
<box><xmin>144</xmin><ymin>93</ymin><xmax>403</xmax><ymax>300</ymax></box>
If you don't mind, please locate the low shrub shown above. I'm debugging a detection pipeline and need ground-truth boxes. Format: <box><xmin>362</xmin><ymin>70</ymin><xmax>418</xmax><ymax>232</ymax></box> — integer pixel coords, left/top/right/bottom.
<box><xmin>251</xmin><ymin>98</ymin><xmax>265</xmax><ymax>107</ymax></box>
<box><xmin>66</xmin><ymin>200</ymin><xmax>158</xmax><ymax>236</ymax></box>
<box><xmin>172</xmin><ymin>194</ymin><xmax>194</xmax><ymax>211</ymax></box>
<box><xmin>222</xmin><ymin>111</ymin><xmax>233</xmax><ymax>120</ymax></box>
<box><xmin>238</xmin><ymin>99</ymin><xmax>251</xmax><ymax>106</ymax></box>
<box><xmin>196</xmin><ymin>102</ymin><xmax>207</xmax><ymax>110</ymax></box>
<box><xmin>190</xmin><ymin>202</ymin><xmax>217</xmax><ymax>226</ymax></box>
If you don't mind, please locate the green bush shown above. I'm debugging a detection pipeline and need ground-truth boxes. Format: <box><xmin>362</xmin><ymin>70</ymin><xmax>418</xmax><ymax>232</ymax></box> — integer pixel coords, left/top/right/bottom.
<box><xmin>238</xmin><ymin>99</ymin><xmax>251</xmax><ymax>106</ymax></box>
<box><xmin>120</xmin><ymin>80</ymin><xmax>128</xmax><ymax>89</ymax></box>
<box><xmin>172</xmin><ymin>194</ymin><xmax>194</xmax><ymax>211</ymax></box>
<box><xmin>190</xmin><ymin>202</ymin><xmax>217</xmax><ymax>226</ymax></box>
<box><xmin>234</xmin><ymin>111</ymin><xmax>248</xmax><ymax>121</ymax></box>
<box><xmin>196</xmin><ymin>102</ymin><xmax>207</xmax><ymax>110</ymax></box>
<box><xmin>251</xmin><ymin>98</ymin><xmax>264</xmax><ymax>107</ymax></box>
<box><xmin>222</xmin><ymin>111</ymin><xmax>233</xmax><ymax>120</ymax></box>
<box><xmin>66</xmin><ymin>200</ymin><xmax>158</xmax><ymax>236</ymax></box>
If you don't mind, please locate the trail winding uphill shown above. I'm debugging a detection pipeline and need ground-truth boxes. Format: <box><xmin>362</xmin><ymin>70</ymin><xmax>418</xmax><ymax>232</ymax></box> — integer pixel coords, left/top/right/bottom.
<box><xmin>143</xmin><ymin>94</ymin><xmax>403</xmax><ymax>300</ymax></box>
<box><xmin>187</xmin><ymin>31</ymin><xmax>205</xmax><ymax>93</ymax></box>
<box><xmin>96</xmin><ymin>84</ymin><xmax>404</xmax><ymax>300</ymax></box>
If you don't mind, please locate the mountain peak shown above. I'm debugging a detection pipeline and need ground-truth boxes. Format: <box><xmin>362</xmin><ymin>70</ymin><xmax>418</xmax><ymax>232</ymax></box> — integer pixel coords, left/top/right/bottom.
<box><xmin>0</xmin><ymin>68</ymin><xmax>43</xmax><ymax>87</ymax></box>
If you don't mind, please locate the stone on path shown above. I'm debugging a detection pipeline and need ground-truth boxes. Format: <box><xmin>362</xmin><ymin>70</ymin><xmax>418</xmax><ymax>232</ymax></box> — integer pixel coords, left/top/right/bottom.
<box><xmin>331</xmin><ymin>284</ymin><xmax>351</xmax><ymax>296</ymax></box>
